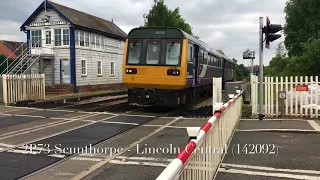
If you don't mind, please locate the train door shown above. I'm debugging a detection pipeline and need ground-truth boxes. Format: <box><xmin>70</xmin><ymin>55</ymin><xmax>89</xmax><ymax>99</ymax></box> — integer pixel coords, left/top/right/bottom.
<box><xmin>193</xmin><ymin>44</ymin><xmax>200</xmax><ymax>86</ymax></box>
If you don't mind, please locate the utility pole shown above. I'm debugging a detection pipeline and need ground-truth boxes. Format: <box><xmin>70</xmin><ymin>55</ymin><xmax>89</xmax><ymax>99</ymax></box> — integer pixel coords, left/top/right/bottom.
<box><xmin>259</xmin><ymin>16</ymin><xmax>282</xmax><ymax>120</ymax></box>
<box><xmin>258</xmin><ymin>17</ymin><xmax>264</xmax><ymax>120</ymax></box>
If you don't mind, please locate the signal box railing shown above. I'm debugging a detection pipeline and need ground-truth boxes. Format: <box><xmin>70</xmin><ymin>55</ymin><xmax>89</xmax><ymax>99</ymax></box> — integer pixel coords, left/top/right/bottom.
<box><xmin>156</xmin><ymin>90</ymin><xmax>243</xmax><ymax>180</ymax></box>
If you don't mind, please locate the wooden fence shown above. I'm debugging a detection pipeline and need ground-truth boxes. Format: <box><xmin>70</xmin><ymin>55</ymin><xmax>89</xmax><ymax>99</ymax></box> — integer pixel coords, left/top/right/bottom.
<box><xmin>2</xmin><ymin>74</ymin><xmax>45</xmax><ymax>105</ymax></box>
<box><xmin>251</xmin><ymin>74</ymin><xmax>320</xmax><ymax>119</ymax></box>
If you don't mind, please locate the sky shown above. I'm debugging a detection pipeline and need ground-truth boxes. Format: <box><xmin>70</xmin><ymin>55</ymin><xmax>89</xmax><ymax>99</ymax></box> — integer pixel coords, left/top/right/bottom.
<box><xmin>0</xmin><ymin>0</ymin><xmax>287</xmax><ymax>66</ymax></box>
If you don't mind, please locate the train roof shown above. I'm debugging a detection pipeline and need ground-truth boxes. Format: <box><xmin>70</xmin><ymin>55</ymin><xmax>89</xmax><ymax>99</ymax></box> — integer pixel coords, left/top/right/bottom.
<box><xmin>128</xmin><ymin>27</ymin><xmax>234</xmax><ymax>63</ymax></box>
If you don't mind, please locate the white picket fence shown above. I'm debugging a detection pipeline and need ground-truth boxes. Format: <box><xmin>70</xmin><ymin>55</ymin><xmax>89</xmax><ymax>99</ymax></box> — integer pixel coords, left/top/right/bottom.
<box><xmin>2</xmin><ymin>74</ymin><xmax>45</xmax><ymax>105</ymax></box>
<box><xmin>251</xmin><ymin>74</ymin><xmax>320</xmax><ymax>118</ymax></box>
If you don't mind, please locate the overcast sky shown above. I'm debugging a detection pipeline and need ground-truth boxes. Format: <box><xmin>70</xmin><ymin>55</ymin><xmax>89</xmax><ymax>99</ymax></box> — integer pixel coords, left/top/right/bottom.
<box><xmin>0</xmin><ymin>0</ymin><xmax>287</xmax><ymax>66</ymax></box>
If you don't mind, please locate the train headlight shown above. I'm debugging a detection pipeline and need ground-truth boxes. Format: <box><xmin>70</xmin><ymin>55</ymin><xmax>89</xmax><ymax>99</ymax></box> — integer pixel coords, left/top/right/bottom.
<box><xmin>126</xmin><ymin>68</ymin><xmax>137</xmax><ymax>74</ymax></box>
<box><xmin>167</xmin><ymin>69</ymin><xmax>180</xmax><ymax>76</ymax></box>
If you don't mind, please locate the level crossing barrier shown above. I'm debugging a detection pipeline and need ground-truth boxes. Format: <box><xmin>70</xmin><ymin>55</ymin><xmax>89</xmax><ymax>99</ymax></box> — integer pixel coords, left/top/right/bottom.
<box><xmin>156</xmin><ymin>89</ymin><xmax>243</xmax><ymax>180</ymax></box>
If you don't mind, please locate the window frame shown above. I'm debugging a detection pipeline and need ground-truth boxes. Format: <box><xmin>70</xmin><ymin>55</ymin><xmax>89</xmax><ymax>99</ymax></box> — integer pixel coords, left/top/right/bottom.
<box><xmin>81</xmin><ymin>59</ymin><xmax>87</xmax><ymax>76</ymax></box>
<box><xmin>97</xmin><ymin>60</ymin><xmax>102</xmax><ymax>76</ymax></box>
<box><xmin>31</xmin><ymin>30</ymin><xmax>42</xmax><ymax>47</ymax></box>
<box><xmin>110</xmin><ymin>61</ymin><xmax>115</xmax><ymax>75</ymax></box>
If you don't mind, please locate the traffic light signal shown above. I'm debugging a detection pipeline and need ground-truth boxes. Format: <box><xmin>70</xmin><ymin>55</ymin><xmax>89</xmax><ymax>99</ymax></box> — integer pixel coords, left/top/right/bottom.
<box><xmin>263</xmin><ymin>17</ymin><xmax>282</xmax><ymax>49</ymax></box>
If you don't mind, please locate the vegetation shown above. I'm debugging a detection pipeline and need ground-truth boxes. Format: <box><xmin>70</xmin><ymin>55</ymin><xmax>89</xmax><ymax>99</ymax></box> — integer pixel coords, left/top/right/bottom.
<box><xmin>236</xmin><ymin>64</ymin><xmax>250</xmax><ymax>81</ymax></box>
<box><xmin>142</xmin><ymin>0</ymin><xmax>193</xmax><ymax>35</ymax></box>
<box><xmin>0</xmin><ymin>54</ymin><xmax>14</xmax><ymax>74</ymax></box>
<box><xmin>265</xmin><ymin>0</ymin><xmax>320</xmax><ymax>77</ymax></box>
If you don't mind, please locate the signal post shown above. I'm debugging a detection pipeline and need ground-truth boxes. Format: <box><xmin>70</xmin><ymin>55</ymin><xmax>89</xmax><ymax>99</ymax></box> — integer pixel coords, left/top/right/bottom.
<box><xmin>258</xmin><ymin>16</ymin><xmax>282</xmax><ymax>120</ymax></box>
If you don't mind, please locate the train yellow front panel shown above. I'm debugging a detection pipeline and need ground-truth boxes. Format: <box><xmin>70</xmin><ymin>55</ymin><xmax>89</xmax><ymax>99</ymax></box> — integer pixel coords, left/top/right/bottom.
<box><xmin>122</xmin><ymin>39</ymin><xmax>188</xmax><ymax>90</ymax></box>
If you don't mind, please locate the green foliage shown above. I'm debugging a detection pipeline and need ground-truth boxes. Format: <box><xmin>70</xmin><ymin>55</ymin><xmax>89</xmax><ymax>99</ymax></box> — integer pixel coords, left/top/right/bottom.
<box><xmin>143</xmin><ymin>0</ymin><xmax>193</xmax><ymax>35</ymax></box>
<box><xmin>284</xmin><ymin>0</ymin><xmax>320</xmax><ymax>57</ymax></box>
<box><xmin>236</xmin><ymin>64</ymin><xmax>250</xmax><ymax>81</ymax></box>
<box><xmin>0</xmin><ymin>54</ymin><xmax>14</xmax><ymax>74</ymax></box>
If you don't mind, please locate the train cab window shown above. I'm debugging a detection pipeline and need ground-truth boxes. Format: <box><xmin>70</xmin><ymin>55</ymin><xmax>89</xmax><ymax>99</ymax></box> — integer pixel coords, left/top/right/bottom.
<box><xmin>165</xmin><ymin>42</ymin><xmax>181</xmax><ymax>65</ymax></box>
<box><xmin>146</xmin><ymin>41</ymin><xmax>161</xmax><ymax>65</ymax></box>
<box><xmin>210</xmin><ymin>55</ymin><xmax>213</xmax><ymax>66</ymax></box>
<box><xmin>127</xmin><ymin>41</ymin><xmax>142</xmax><ymax>64</ymax></box>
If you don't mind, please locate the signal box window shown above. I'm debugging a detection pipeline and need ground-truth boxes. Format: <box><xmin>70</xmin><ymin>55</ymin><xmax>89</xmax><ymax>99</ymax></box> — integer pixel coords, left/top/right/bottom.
<box><xmin>146</xmin><ymin>41</ymin><xmax>161</xmax><ymax>65</ymax></box>
<box><xmin>165</xmin><ymin>42</ymin><xmax>181</xmax><ymax>65</ymax></box>
<box><xmin>128</xmin><ymin>42</ymin><xmax>142</xmax><ymax>64</ymax></box>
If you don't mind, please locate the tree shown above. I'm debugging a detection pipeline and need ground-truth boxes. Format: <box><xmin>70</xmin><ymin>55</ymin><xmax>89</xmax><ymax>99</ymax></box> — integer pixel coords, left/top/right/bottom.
<box><xmin>284</xmin><ymin>0</ymin><xmax>320</xmax><ymax>57</ymax></box>
<box><xmin>217</xmin><ymin>49</ymin><xmax>225</xmax><ymax>55</ymax></box>
<box><xmin>143</xmin><ymin>0</ymin><xmax>193</xmax><ymax>35</ymax></box>
<box><xmin>287</xmin><ymin>38</ymin><xmax>320</xmax><ymax>76</ymax></box>
<box><xmin>236</xmin><ymin>64</ymin><xmax>250</xmax><ymax>81</ymax></box>
<box><xmin>265</xmin><ymin>42</ymin><xmax>289</xmax><ymax>77</ymax></box>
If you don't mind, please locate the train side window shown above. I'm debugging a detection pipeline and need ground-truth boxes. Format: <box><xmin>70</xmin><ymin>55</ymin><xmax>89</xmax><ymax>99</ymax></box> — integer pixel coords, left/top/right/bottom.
<box><xmin>204</xmin><ymin>51</ymin><xmax>208</xmax><ymax>65</ymax></box>
<box><xmin>188</xmin><ymin>44</ymin><xmax>193</xmax><ymax>63</ymax></box>
<box><xmin>127</xmin><ymin>41</ymin><xmax>142</xmax><ymax>64</ymax></box>
<box><xmin>146</xmin><ymin>40</ymin><xmax>161</xmax><ymax>65</ymax></box>
<box><xmin>199</xmin><ymin>49</ymin><xmax>204</xmax><ymax>64</ymax></box>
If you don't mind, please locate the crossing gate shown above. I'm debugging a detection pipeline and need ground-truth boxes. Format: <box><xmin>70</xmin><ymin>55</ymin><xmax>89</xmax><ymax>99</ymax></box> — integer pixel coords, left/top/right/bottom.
<box><xmin>1</xmin><ymin>74</ymin><xmax>45</xmax><ymax>105</ymax></box>
<box><xmin>156</xmin><ymin>90</ymin><xmax>243</xmax><ymax>180</ymax></box>
<box><xmin>251</xmin><ymin>74</ymin><xmax>320</xmax><ymax>118</ymax></box>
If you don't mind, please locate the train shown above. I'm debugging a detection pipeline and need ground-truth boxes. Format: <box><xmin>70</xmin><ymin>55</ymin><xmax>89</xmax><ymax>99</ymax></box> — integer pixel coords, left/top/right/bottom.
<box><xmin>122</xmin><ymin>27</ymin><xmax>236</xmax><ymax>107</ymax></box>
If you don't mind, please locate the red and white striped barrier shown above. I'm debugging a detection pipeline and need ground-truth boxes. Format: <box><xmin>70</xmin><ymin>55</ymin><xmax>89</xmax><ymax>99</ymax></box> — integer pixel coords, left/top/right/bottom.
<box><xmin>156</xmin><ymin>91</ymin><xmax>243</xmax><ymax>180</ymax></box>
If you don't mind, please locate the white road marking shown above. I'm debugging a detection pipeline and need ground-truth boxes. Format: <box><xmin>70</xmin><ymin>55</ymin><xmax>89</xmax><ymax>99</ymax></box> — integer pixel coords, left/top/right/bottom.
<box><xmin>221</xmin><ymin>163</ymin><xmax>320</xmax><ymax>175</ymax></box>
<box><xmin>1</xmin><ymin>114</ymin><xmax>46</xmax><ymax>118</ymax></box>
<box><xmin>241</xmin><ymin>119</ymin><xmax>309</xmax><ymax>121</ymax></box>
<box><xmin>142</xmin><ymin>124</ymin><xmax>187</xmax><ymax>129</ymax></box>
<box><xmin>0</xmin><ymin>143</ymin><xmax>14</xmax><ymax>148</ymax></box>
<box><xmin>71</xmin><ymin>157</ymin><xmax>103</xmax><ymax>162</ymax></box>
<box><xmin>102</xmin><ymin>121</ymin><xmax>139</xmax><ymax>126</ymax></box>
<box><xmin>73</xmin><ymin>116</ymin><xmax>183</xmax><ymax>180</ymax></box>
<box><xmin>49</xmin><ymin>154</ymin><xmax>66</xmax><ymax>158</ymax></box>
<box><xmin>123</xmin><ymin>114</ymin><xmax>156</xmax><ymax>118</ymax></box>
<box><xmin>218</xmin><ymin>167</ymin><xmax>320</xmax><ymax>180</ymax></box>
<box><xmin>109</xmin><ymin>159</ymin><xmax>168</xmax><ymax>167</ymax></box>
<box><xmin>116</xmin><ymin>156</ymin><xmax>174</xmax><ymax>162</ymax></box>
<box><xmin>307</xmin><ymin>120</ymin><xmax>320</xmax><ymax>131</ymax></box>
<box><xmin>0</xmin><ymin>115</ymin><xmax>119</xmax><ymax>153</ymax></box>
<box><xmin>236</xmin><ymin>129</ymin><xmax>318</xmax><ymax>132</ymax></box>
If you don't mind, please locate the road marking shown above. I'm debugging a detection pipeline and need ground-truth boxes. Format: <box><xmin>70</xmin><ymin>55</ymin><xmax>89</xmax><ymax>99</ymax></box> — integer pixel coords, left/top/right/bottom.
<box><xmin>1</xmin><ymin>114</ymin><xmax>46</xmax><ymax>118</ymax></box>
<box><xmin>218</xmin><ymin>167</ymin><xmax>320</xmax><ymax>180</ymax></box>
<box><xmin>241</xmin><ymin>119</ymin><xmax>310</xmax><ymax>121</ymax></box>
<box><xmin>101</xmin><ymin>121</ymin><xmax>139</xmax><ymax>126</ymax></box>
<box><xmin>71</xmin><ymin>157</ymin><xmax>103</xmax><ymax>162</ymax></box>
<box><xmin>116</xmin><ymin>156</ymin><xmax>174</xmax><ymax>162</ymax></box>
<box><xmin>0</xmin><ymin>143</ymin><xmax>14</xmax><ymax>148</ymax></box>
<box><xmin>142</xmin><ymin>124</ymin><xmax>187</xmax><ymax>129</ymax></box>
<box><xmin>0</xmin><ymin>113</ymin><xmax>100</xmax><ymax>140</ymax></box>
<box><xmin>123</xmin><ymin>114</ymin><xmax>156</xmax><ymax>118</ymax></box>
<box><xmin>236</xmin><ymin>129</ymin><xmax>318</xmax><ymax>132</ymax></box>
<box><xmin>0</xmin><ymin>115</ymin><xmax>119</xmax><ymax>153</ymax></box>
<box><xmin>73</xmin><ymin>116</ymin><xmax>183</xmax><ymax>180</ymax></box>
<box><xmin>109</xmin><ymin>159</ymin><xmax>168</xmax><ymax>167</ymax></box>
<box><xmin>307</xmin><ymin>120</ymin><xmax>320</xmax><ymax>131</ymax></box>
<box><xmin>221</xmin><ymin>163</ymin><xmax>320</xmax><ymax>175</ymax></box>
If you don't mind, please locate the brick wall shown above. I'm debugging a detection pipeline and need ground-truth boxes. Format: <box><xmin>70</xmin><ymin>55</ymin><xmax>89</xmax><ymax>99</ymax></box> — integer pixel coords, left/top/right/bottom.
<box><xmin>77</xmin><ymin>83</ymin><xmax>128</xmax><ymax>93</ymax></box>
<box><xmin>0</xmin><ymin>42</ymin><xmax>17</xmax><ymax>59</ymax></box>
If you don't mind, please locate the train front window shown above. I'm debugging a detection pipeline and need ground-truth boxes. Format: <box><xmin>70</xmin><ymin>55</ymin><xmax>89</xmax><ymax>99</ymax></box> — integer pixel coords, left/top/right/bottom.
<box><xmin>127</xmin><ymin>42</ymin><xmax>142</xmax><ymax>64</ymax></box>
<box><xmin>146</xmin><ymin>41</ymin><xmax>160</xmax><ymax>64</ymax></box>
<box><xmin>165</xmin><ymin>42</ymin><xmax>181</xmax><ymax>65</ymax></box>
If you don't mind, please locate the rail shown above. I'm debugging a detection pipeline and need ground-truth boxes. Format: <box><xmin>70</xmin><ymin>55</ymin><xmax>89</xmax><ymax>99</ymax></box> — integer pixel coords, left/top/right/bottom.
<box><xmin>2</xmin><ymin>74</ymin><xmax>45</xmax><ymax>105</ymax></box>
<box><xmin>156</xmin><ymin>90</ymin><xmax>243</xmax><ymax>180</ymax></box>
